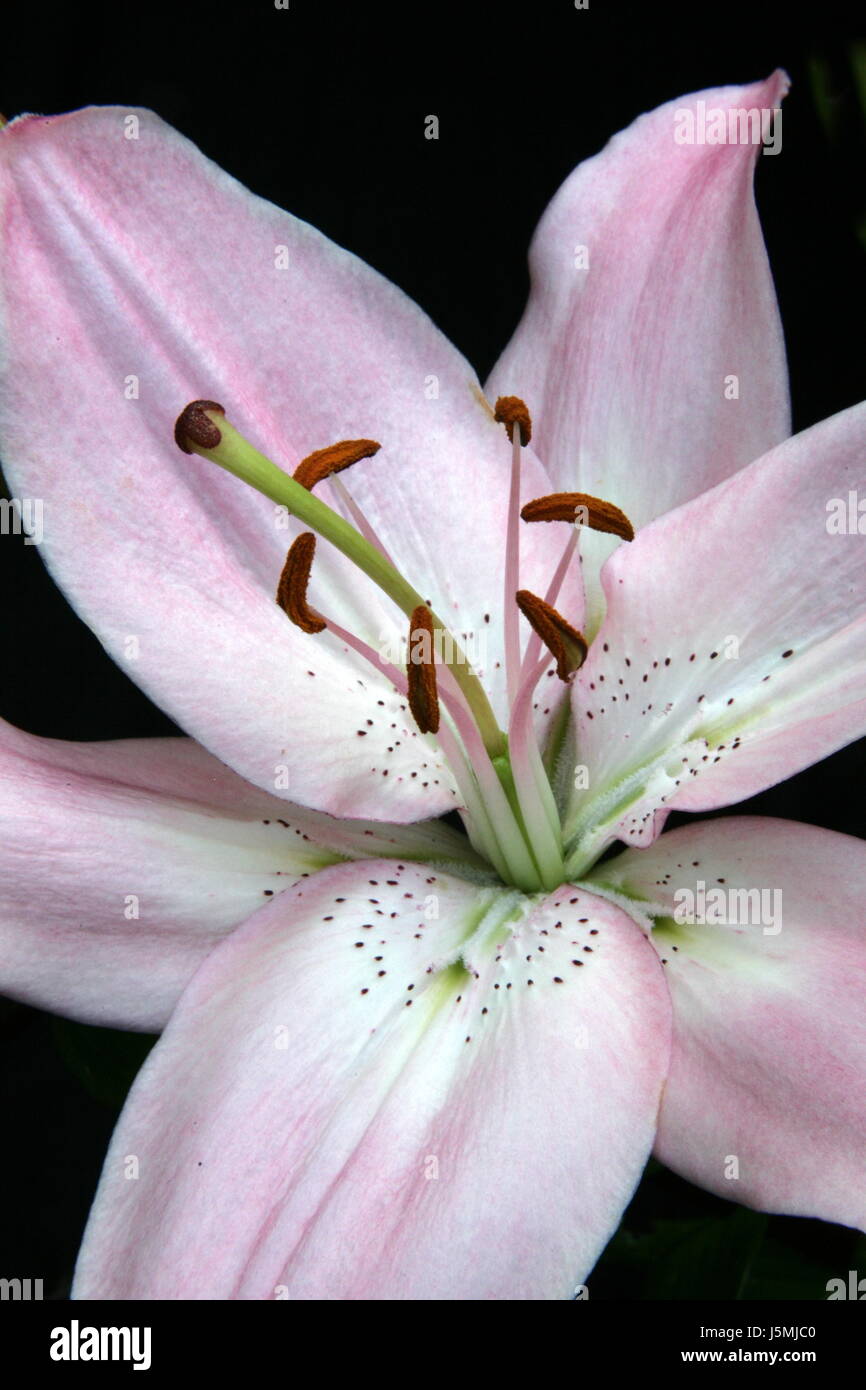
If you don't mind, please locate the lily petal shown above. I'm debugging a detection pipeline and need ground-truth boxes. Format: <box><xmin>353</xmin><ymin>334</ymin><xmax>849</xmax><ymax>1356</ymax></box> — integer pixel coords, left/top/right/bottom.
<box><xmin>0</xmin><ymin>107</ymin><xmax>572</xmax><ymax>819</ymax></box>
<box><xmin>0</xmin><ymin>721</ymin><xmax>480</xmax><ymax>1031</ymax></box>
<box><xmin>72</xmin><ymin>861</ymin><xmax>670</xmax><ymax>1299</ymax></box>
<box><xmin>487</xmin><ymin>72</ymin><xmax>790</xmax><ymax>627</ymax></box>
<box><xmin>564</xmin><ymin>403</ymin><xmax>866</xmax><ymax>871</ymax></box>
<box><xmin>598</xmin><ymin>818</ymin><xmax>866</xmax><ymax>1232</ymax></box>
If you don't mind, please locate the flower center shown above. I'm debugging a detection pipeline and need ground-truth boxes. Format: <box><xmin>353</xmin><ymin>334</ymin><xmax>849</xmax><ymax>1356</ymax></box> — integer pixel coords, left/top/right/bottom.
<box><xmin>175</xmin><ymin>397</ymin><xmax>633</xmax><ymax>893</ymax></box>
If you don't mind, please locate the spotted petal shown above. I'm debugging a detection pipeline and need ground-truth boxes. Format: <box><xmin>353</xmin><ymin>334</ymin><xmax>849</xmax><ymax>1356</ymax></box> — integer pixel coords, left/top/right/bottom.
<box><xmin>0</xmin><ymin>107</ymin><xmax>573</xmax><ymax>821</ymax></box>
<box><xmin>564</xmin><ymin>403</ymin><xmax>866</xmax><ymax>872</ymax></box>
<box><xmin>597</xmin><ymin>818</ymin><xmax>866</xmax><ymax>1232</ymax></box>
<box><xmin>0</xmin><ymin>721</ymin><xmax>479</xmax><ymax>1031</ymax></box>
<box><xmin>72</xmin><ymin>861</ymin><xmax>670</xmax><ymax>1299</ymax></box>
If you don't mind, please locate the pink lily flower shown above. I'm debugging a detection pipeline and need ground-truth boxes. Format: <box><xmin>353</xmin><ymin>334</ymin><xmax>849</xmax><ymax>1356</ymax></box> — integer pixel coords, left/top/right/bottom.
<box><xmin>1</xmin><ymin>70</ymin><xmax>864</xmax><ymax>1301</ymax></box>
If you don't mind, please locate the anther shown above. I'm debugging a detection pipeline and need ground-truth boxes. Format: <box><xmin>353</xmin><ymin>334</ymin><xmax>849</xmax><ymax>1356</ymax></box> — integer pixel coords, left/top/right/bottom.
<box><xmin>174</xmin><ymin>400</ymin><xmax>226</xmax><ymax>455</ymax></box>
<box><xmin>515</xmin><ymin>591</ymin><xmax>587</xmax><ymax>682</ymax></box>
<box><xmin>494</xmin><ymin>395</ymin><xmax>532</xmax><ymax>446</ymax></box>
<box><xmin>521</xmin><ymin>492</ymin><xmax>634</xmax><ymax>542</ymax></box>
<box><xmin>293</xmin><ymin>439</ymin><xmax>381</xmax><ymax>492</ymax></box>
<box><xmin>406</xmin><ymin>605</ymin><xmax>440</xmax><ymax>734</ymax></box>
<box><xmin>276</xmin><ymin>533</ymin><xmax>326</xmax><ymax>634</ymax></box>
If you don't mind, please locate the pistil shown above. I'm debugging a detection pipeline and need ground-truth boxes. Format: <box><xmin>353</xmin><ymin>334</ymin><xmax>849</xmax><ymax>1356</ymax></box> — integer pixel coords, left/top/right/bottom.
<box><xmin>173</xmin><ymin>396</ymin><xmax>623</xmax><ymax>896</ymax></box>
<box><xmin>175</xmin><ymin>401</ymin><xmax>506</xmax><ymax>761</ymax></box>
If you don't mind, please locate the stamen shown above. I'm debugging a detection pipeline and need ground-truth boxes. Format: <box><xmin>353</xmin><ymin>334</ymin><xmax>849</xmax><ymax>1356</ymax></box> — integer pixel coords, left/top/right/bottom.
<box><xmin>330</xmin><ymin>477</ymin><xmax>394</xmax><ymax>561</ymax></box>
<box><xmin>496</xmin><ymin>395</ymin><xmax>532</xmax><ymax>710</ymax></box>
<box><xmin>174</xmin><ymin>399</ymin><xmax>225</xmax><ymax>454</ymax></box>
<box><xmin>521</xmin><ymin>492</ymin><xmax>634</xmax><ymax>542</ymax></box>
<box><xmin>432</xmin><ymin>662</ymin><xmax>545</xmax><ymax>889</ymax></box>
<box><xmin>508</xmin><ymin>649</ymin><xmax>566</xmax><ymax>886</ymax></box>
<box><xmin>494</xmin><ymin>395</ymin><xmax>532</xmax><ymax>445</ymax></box>
<box><xmin>520</xmin><ymin>529</ymin><xmax>578</xmax><ymax>681</ymax></box>
<box><xmin>515</xmin><ymin>590</ymin><xmax>587</xmax><ymax>682</ymax></box>
<box><xmin>168</xmin><ymin>398</ymin><xmax>591</xmax><ymax>894</ymax></box>
<box><xmin>406</xmin><ymin>605</ymin><xmax>440</xmax><ymax>735</ymax></box>
<box><xmin>293</xmin><ymin>439</ymin><xmax>381</xmax><ymax>492</ymax></box>
<box><xmin>276</xmin><ymin>533</ymin><xmax>326</xmax><ymax>634</ymax></box>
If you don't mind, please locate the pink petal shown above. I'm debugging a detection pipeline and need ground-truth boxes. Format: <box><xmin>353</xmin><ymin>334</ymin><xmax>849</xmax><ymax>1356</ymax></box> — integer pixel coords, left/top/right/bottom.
<box><xmin>0</xmin><ymin>720</ymin><xmax>477</xmax><ymax>1031</ymax></box>
<box><xmin>565</xmin><ymin>403</ymin><xmax>866</xmax><ymax>867</ymax></box>
<box><xmin>72</xmin><ymin>862</ymin><xmax>670</xmax><ymax>1299</ymax></box>
<box><xmin>487</xmin><ymin>72</ymin><xmax>790</xmax><ymax>626</ymax></box>
<box><xmin>0</xmin><ymin>108</ymin><xmax>571</xmax><ymax>819</ymax></box>
<box><xmin>598</xmin><ymin>817</ymin><xmax>866</xmax><ymax>1231</ymax></box>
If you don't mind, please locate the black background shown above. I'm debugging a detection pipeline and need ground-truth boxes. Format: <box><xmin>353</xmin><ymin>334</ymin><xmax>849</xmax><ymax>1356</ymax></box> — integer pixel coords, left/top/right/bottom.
<box><xmin>0</xmin><ymin>0</ymin><xmax>864</xmax><ymax>1300</ymax></box>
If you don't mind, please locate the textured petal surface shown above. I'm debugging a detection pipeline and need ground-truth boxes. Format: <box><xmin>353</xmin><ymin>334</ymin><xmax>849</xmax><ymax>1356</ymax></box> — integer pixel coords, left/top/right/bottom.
<box><xmin>0</xmin><ymin>107</ymin><xmax>573</xmax><ymax>819</ymax></box>
<box><xmin>0</xmin><ymin>722</ymin><xmax>479</xmax><ymax>1030</ymax></box>
<box><xmin>72</xmin><ymin>861</ymin><xmax>670</xmax><ymax>1299</ymax></box>
<box><xmin>487</xmin><ymin>72</ymin><xmax>790</xmax><ymax>626</ymax></box>
<box><xmin>597</xmin><ymin>818</ymin><xmax>866</xmax><ymax>1231</ymax></box>
<box><xmin>564</xmin><ymin>404</ymin><xmax>866</xmax><ymax>871</ymax></box>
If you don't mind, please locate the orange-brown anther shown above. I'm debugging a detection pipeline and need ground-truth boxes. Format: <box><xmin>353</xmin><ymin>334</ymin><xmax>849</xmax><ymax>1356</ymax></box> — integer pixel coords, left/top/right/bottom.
<box><xmin>174</xmin><ymin>400</ymin><xmax>226</xmax><ymax>454</ymax></box>
<box><xmin>515</xmin><ymin>590</ymin><xmax>588</xmax><ymax>683</ymax></box>
<box><xmin>520</xmin><ymin>492</ymin><xmax>634</xmax><ymax>542</ymax></box>
<box><xmin>493</xmin><ymin>396</ymin><xmax>532</xmax><ymax>446</ymax></box>
<box><xmin>406</xmin><ymin>605</ymin><xmax>440</xmax><ymax>735</ymax></box>
<box><xmin>293</xmin><ymin>439</ymin><xmax>381</xmax><ymax>492</ymax></box>
<box><xmin>276</xmin><ymin>533</ymin><xmax>326</xmax><ymax>634</ymax></box>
